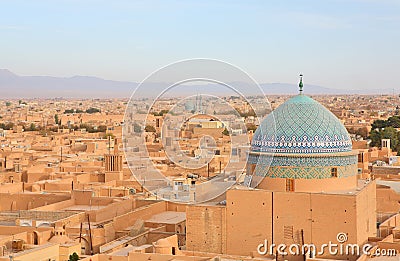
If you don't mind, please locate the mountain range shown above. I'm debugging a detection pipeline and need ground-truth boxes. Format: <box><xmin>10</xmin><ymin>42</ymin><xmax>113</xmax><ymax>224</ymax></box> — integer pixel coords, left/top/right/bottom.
<box><xmin>0</xmin><ymin>69</ymin><xmax>396</xmax><ymax>98</ymax></box>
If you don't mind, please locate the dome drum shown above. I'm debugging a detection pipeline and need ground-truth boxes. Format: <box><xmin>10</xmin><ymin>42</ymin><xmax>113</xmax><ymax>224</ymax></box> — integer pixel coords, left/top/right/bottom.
<box><xmin>248</xmin><ymin>153</ymin><xmax>358</xmax><ymax>179</ymax></box>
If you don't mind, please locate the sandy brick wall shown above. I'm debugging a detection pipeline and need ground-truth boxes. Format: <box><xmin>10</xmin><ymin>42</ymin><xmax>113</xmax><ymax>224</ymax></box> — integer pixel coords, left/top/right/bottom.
<box><xmin>186</xmin><ymin>205</ymin><xmax>225</xmax><ymax>254</ymax></box>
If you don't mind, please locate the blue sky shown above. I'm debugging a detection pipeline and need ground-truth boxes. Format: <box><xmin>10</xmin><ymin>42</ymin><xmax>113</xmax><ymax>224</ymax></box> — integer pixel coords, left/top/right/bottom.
<box><xmin>1</xmin><ymin>0</ymin><xmax>399</xmax><ymax>90</ymax></box>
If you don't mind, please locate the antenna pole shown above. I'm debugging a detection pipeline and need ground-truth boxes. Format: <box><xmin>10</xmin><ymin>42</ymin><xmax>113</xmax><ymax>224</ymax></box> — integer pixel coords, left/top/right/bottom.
<box><xmin>87</xmin><ymin>214</ymin><xmax>93</xmax><ymax>255</ymax></box>
<box><xmin>108</xmin><ymin>135</ymin><xmax>111</xmax><ymax>154</ymax></box>
<box><xmin>299</xmin><ymin>74</ymin><xmax>304</xmax><ymax>94</ymax></box>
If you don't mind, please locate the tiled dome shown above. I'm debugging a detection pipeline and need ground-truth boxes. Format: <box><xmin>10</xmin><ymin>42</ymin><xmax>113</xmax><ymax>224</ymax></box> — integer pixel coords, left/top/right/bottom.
<box><xmin>251</xmin><ymin>94</ymin><xmax>352</xmax><ymax>154</ymax></box>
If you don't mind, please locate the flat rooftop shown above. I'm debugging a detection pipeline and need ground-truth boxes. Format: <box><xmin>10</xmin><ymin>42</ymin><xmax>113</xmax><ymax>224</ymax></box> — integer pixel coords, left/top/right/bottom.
<box><xmin>61</xmin><ymin>205</ymin><xmax>107</xmax><ymax>211</ymax></box>
<box><xmin>111</xmin><ymin>244</ymin><xmax>152</xmax><ymax>256</ymax></box>
<box><xmin>1</xmin><ymin>243</ymin><xmax>56</xmax><ymax>258</ymax></box>
<box><xmin>229</xmin><ymin>179</ymin><xmax>374</xmax><ymax>197</ymax></box>
<box><xmin>145</xmin><ymin>211</ymin><xmax>186</xmax><ymax>225</ymax></box>
<box><xmin>376</xmin><ymin>179</ymin><xmax>400</xmax><ymax>193</ymax></box>
<box><xmin>100</xmin><ymin>236</ymin><xmax>134</xmax><ymax>253</ymax></box>
<box><xmin>321</xmin><ymin>179</ymin><xmax>373</xmax><ymax>196</ymax></box>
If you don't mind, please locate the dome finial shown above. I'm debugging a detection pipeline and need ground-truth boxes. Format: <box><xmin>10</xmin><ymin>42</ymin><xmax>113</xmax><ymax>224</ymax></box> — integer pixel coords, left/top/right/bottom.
<box><xmin>299</xmin><ymin>74</ymin><xmax>304</xmax><ymax>94</ymax></box>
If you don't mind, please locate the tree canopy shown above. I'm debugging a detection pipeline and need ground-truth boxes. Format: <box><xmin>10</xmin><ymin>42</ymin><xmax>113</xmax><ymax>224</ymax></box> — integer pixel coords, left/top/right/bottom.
<box><xmin>86</xmin><ymin>107</ymin><xmax>101</xmax><ymax>114</ymax></box>
<box><xmin>371</xmin><ymin>116</ymin><xmax>400</xmax><ymax>130</ymax></box>
<box><xmin>145</xmin><ymin>125</ymin><xmax>156</xmax><ymax>132</ymax></box>
<box><xmin>69</xmin><ymin>252</ymin><xmax>79</xmax><ymax>261</ymax></box>
<box><xmin>369</xmin><ymin>116</ymin><xmax>400</xmax><ymax>154</ymax></box>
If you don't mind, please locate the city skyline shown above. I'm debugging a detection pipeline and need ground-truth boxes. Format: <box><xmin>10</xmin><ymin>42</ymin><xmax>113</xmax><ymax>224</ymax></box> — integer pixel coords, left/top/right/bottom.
<box><xmin>3</xmin><ymin>67</ymin><xmax>400</xmax><ymax>99</ymax></box>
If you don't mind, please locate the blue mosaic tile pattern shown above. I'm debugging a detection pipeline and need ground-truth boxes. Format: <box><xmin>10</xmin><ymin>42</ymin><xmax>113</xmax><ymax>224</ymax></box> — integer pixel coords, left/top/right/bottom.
<box><xmin>251</xmin><ymin>94</ymin><xmax>352</xmax><ymax>154</ymax></box>
<box><xmin>248</xmin><ymin>154</ymin><xmax>357</xmax><ymax>167</ymax></box>
<box><xmin>248</xmin><ymin>154</ymin><xmax>357</xmax><ymax>179</ymax></box>
<box><xmin>253</xmin><ymin>164</ymin><xmax>357</xmax><ymax>179</ymax></box>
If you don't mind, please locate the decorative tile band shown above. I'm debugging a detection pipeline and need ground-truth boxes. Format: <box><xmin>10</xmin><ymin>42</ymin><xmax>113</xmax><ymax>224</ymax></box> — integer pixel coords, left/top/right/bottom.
<box><xmin>248</xmin><ymin>154</ymin><xmax>357</xmax><ymax>167</ymax></box>
<box><xmin>247</xmin><ymin>154</ymin><xmax>357</xmax><ymax>179</ymax></box>
<box><xmin>249</xmin><ymin>164</ymin><xmax>357</xmax><ymax>179</ymax></box>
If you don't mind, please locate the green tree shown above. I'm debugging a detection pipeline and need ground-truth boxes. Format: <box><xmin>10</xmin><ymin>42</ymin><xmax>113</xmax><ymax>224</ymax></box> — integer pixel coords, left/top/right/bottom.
<box><xmin>222</xmin><ymin>128</ymin><xmax>230</xmax><ymax>136</ymax></box>
<box><xmin>97</xmin><ymin>125</ymin><xmax>107</xmax><ymax>132</ymax></box>
<box><xmin>153</xmin><ymin>109</ymin><xmax>169</xmax><ymax>116</ymax></box>
<box><xmin>355</xmin><ymin>127</ymin><xmax>368</xmax><ymax>139</ymax></box>
<box><xmin>104</xmin><ymin>133</ymin><xmax>115</xmax><ymax>139</ymax></box>
<box><xmin>387</xmin><ymin>116</ymin><xmax>400</xmax><ymax>128</ymax></box>
<box><xmin>5</xmin><ymin>101</ymin><xmax>11</xmax><ymax>107</ymax></box>
<box><xmin>369</xmin><ymin>129</ymin><xmax>381</xmax><ymax>147</ymax></box>
<box><xmin>86</xmin><ymin>107</ymin><xmax>100</xmax><ymax>114</ymax></box>
<box><xmin>145</xmin><ymin>125</ymin><xmax>156</xmax><ymax>132</ymax></box>
<box><xmin>54</xmin><ymin>114</ymin><xmax>59</xmax><ymax>125</ymax></box>
<box><xmin>246</xmin><ymin>123</ymin><xmax>257</xmax><ymax>132</ymax></box>
<box><xmin>371</xmin><ymin>116</ymin><xmax>400</xmax><ymax>130</ymax></box>
<box><xmin>28</xmin><ymin>123</ymin><xmax>36</xmax><ymax>131</ymax></box>
<box><xmin>369</xmin><ymin>116</ymin><xmax>400</xmax><ymax>153</ymax></box>
<box><xmin>369</xmin><ymin>127</ymin><xmax>399</xmax><ymax>151</ymax></box>
<box><xmin>69</xmin><ymin>252</ymin><xmax>80</xmax><ymax>261</ymax></box>
<box><xmin>371</xmin><ymin>119</ymin><xmax>388</xmax><ymax>130</ymax></box>
<box><xmin>64</xmin><ymin>109</ymin><xmax>75</xmax><ymax>114</ymax></box>
<box><xmin>0</xmin><ymin>122</ymin><xmax>14</xmax><ymax>130</ymax></box>
<box><xmin>381</xmin><ymin>127</ymin><xmax>398</xmax><ymax>150</ymax></box>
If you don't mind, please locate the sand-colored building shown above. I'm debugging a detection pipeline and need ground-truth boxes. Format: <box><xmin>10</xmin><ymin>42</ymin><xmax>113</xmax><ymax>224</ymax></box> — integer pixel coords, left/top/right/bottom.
<box><xmin>187</xmin><ymin>82</ymin><xmax>376</xmax><ymax>260</ymax></box>
<box><xmin>2</xmin><ymin>91</ymin><xmax>400</xmax><ymax>261</ymax></box>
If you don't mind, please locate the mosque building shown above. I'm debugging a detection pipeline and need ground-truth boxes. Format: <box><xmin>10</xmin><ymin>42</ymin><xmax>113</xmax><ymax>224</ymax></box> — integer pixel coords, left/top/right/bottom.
<box><xmin>186</xmin><ymin>76</ymin><xmax>376</xmax><ymax>261</ymax></box>
<box><xmin>248</xmin><ymin>75</ymin><xmax>358</xmax><ymax>192</ymax></box>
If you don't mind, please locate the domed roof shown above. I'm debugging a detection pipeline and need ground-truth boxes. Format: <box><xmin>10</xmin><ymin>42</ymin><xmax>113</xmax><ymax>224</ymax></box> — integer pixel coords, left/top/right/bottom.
<box><xmin>48</xmin><ymin>234</ymin><xmax>72</xmax><ymax>244</ymax></box>
<box><xmin>154</xmin><ymin>238</ymin><xmax>171</xmax><ymax>247</ymax></box>
<box><xmin>251</xmin><ymin>94</ymin><xmax>352</xmax><ymax>154</ymax></box>
<box><xmin>49</xmin><ymin>227</ymin><xmax>73</xmax><ymax>245</ymax></box>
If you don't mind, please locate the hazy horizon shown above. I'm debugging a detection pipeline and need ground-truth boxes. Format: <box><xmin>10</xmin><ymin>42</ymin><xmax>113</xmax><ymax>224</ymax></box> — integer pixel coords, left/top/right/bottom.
<box><xmin>1</xmin><ymin>67</ymin><xmax>400</xmax><ymax>99</ymax></box>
